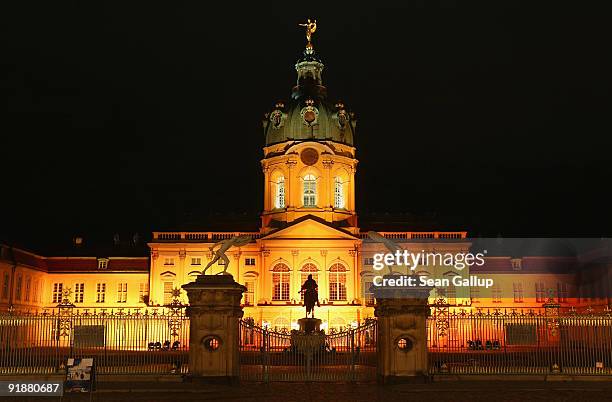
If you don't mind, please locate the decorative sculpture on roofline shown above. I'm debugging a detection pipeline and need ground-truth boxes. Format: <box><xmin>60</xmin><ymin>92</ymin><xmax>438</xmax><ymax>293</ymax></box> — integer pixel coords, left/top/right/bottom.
<box><xmin>299</xmin><ymin>19</ymin><xmax>317</xmax><ymax>50</ymax></box>
<box><xmin>201</xmin><ymin>235</ymin><xmax>251</xmax><ymax>275</ymax></box>
<box><xmin>367</xmin><ymin>231</ymin><xmax>401</xmax><ymax>275</ymax></box>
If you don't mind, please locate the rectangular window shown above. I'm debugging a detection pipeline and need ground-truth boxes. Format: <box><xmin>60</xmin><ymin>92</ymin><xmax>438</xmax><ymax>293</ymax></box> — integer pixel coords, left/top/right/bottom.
<box><xmin>364</xmin><ymin>258</ymin><xmax>374</xmax><ymax>266</ymax></box>
<box><xmin>117</xmin><ymin>283</ymin><xmax>127</xmax><ymax>303</ymax></box>
<box><xmin>329</xmin><ymin>271</ymin><xmax>347</xmax><ymax>301</ymax></box>
<box><xmin>139</xmin><ymin>283</ymin><xmax>149</xmax><ymax>303</ymax></box>
<box><xmin>244</xmin><ymin>280</ymin><xmax>255</xmax><ymax>305</ymax></box>
<box><xmin>513</xmin><ymin>283</ymin><xmax>523</xmax><ymax>303</ymax></box>
<box><xmin>535</xmin><ymin>282</ymin><xmax>545</xmax><ymax>303</ymax></box>
<box><xmin>164</xmin><ymin>258</ymin><xmax>174</xmax><ymax>266</ymax></box>
<box><xmin>191</xmin><ymin>257</ymin><xmax>201</xmax><ymax>265</ymax></box>
<box><xmin>363</xmin><ymin>280</ymin><xmax>374</xmax><ymax>306</ymax></box>
<box><xmin>52</xmin><ymin>283</ymin><xmax>63</xmax><ymax>304</ymax></box>
<box><xmin>272</xmin><ymin>272</ymin><xmax>290</xmax><ymax>301</ymax></box>
<box><xmin>2</xmin><ymin>272</ymin><xmax>9</xmax><ymax>300</ymax></box>
<box><xmin>470</xmin><ymin>286</ymin><xmax>480</xmax><ymax>303</ymax></box>
<box><xmin>276</xmin><ymin>178</ymin><xmax>286</xmax><ymax>209</ymax></box>
<box><xmin>15</xmin><ymin>273</ymin><xmax>22</xmax><ymax>301</ymax></box>
<box><xmin>245</xmin><ymin>258</ymin><xmax>256</xmax><ymax>266</ymax></box>
<box><xmin>24</xmin><ymin>276</ymin><xmax>31</xmax><ymax>302</ymax></box>
<box><xmin>74</xmin><ymin>283</ymin><xmax>84</xmax><ymax>303</ymax></box>
<box><xmin>492</xmin><ymin>285</ymin><xmax>502</xmax><ymax>303</ymax></box>
<box><xmin>96</xmin><ymin>283</ymin><xmax>106</xmax><ymax>303</ymax></box>
<box><xmin>33</xmin><ymin>280</ymin><xmax>40</xmax><ymax>303</ymax></box>
<box><xmin>163</xmin><ymin>281</ymin><xmax>174</xmax><ymax>305</ymax></box>
<box><xmin>447</xmin><ymin>285</ymin><xmax>457</xmax><ymax>305</ymax></box>
<box><xmin>557</xmin><ymin>282</ymin><xmax>568</xmax><ymax>303</ymax></box>
<box><xmin>303</xmin><ymin>175</ymin><xmax>316</xmax><ymax>207</ymax></box>
<box><xmin>334</xmin><ymin>178</ymin><xmax>345</xmax><ymax>209</ymax></box>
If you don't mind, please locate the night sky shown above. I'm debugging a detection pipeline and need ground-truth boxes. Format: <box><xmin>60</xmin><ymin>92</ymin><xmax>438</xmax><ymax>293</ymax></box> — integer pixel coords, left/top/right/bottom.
<box><xmin>2</xmin><ymin>3</ymin><xmax>611</xmax><ymax>249</ymax></box>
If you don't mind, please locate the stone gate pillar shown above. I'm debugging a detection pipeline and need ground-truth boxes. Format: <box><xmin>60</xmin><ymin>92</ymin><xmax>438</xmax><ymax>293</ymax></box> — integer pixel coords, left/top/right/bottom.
<box><xmin>373</xmin><ymin>275</ymin><xmax>432</xmax><ymax>383</ymax></box>
<box><xmin>182</xmin><ymin>275</ymin><xmax>246</xmax><ymax>383</ymax></box>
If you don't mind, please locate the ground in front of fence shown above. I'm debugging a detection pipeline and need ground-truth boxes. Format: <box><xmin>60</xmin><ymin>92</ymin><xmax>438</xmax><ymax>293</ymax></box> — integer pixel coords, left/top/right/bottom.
<box><xmin>10</xmin><ymin>380</ymin><xmax>612</xmax><ymax>402</ymax></box>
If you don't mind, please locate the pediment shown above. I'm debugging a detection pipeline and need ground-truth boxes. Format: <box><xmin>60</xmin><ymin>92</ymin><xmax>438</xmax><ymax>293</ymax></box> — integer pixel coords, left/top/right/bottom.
<box><xmin>261</xmin><ymin>218</ymin><xmax>358</xmax><ymax>241</ymax></box>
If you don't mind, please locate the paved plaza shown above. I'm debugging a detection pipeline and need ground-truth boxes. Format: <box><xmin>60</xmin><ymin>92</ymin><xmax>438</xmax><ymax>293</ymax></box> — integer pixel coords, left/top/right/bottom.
<box><xmin>10</xmin><ymin>380</ymin><xmax>612</xmax><ymax>402</ymax></box>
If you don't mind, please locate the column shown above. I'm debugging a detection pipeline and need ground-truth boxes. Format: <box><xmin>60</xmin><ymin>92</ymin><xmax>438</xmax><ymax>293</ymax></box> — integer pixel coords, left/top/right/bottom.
<box><xmin>373</xmin><ymin>276</ymin><xmax>432</xmax><ymax>383</ymax></box>
<box><xmin>183</xmin><ymin>274</ymin><xmax>246</xmax><ymax>383</ymax></box>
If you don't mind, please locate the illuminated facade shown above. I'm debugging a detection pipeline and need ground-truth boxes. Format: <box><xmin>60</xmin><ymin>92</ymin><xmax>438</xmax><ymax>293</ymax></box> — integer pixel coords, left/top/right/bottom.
<box><xmin>1</xmin><ymin>38</ymin><xmax>610</xmax><ymax>329</ymax></box>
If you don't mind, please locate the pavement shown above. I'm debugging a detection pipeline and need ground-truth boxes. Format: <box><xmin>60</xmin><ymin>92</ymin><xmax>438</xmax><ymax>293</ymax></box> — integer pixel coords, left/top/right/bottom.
<box><xmin>9</xmin><ymin>381</ymin><xmax>612</xmax><ymax>402</ymax></box>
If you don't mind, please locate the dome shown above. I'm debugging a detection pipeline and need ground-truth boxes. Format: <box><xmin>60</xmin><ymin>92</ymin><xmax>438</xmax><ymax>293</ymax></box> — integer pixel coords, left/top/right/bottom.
<box><xmin>263</xmin><ymin>47</ymin><xmax>356</xmax><ymax>146</ymax></box>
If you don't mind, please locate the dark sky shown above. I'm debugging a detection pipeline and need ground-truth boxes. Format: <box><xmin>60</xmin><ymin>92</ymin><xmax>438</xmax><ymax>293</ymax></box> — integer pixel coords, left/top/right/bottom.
<box><xmin>1</xmin><ymin>2</ymin><xmax>611</xmax><ymax>247</ymax></box>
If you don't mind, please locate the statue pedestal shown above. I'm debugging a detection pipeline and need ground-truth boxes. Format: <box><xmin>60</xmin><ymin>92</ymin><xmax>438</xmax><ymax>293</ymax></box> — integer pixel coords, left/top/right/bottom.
<box><xmin>182</xmin><ymin>274</ymin><xmax>246</xmax><ymax>384</ymax></box>
<box><xmin>297</xmin><ymin>317</ymin><xmax>322</xmax><ymax>334</ymax></box>
<box><xmin>373</xmin><ymin>275</ymin><xmax>433</xmax><ymax>383</ymax></box>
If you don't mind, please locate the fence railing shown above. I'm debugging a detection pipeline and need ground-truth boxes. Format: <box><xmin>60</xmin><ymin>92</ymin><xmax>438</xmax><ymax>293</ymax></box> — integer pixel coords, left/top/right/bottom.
<box><xmin>4</xmin><ymin>305</ymin><xmax>612</xmax><ymax>378</ymax></box>
<box><xmin>427</xmin><ymin>308</ymin><xmax>612</xmax><ymax>375</ymax></box>
<box><xmin>0</xmin><ymin>308</ymin><xmax>189</xmax><ymax>375</ymax></box>
<box><xmin>358</xmin><ymin>231</ymin><xmax>467</xmax><ymax>240</ymax></box>
<box><xmin>153</xmin><ymin>232</ymin><xmax>262</xmax><ymax>241</ymax></box>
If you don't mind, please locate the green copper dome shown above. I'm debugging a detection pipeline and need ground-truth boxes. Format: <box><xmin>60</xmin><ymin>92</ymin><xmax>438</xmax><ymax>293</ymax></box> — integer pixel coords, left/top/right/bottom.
<box><xmin>263</xmin><ymin>48</ymin><xmax>356</xmax><ymax>146</ymax></box>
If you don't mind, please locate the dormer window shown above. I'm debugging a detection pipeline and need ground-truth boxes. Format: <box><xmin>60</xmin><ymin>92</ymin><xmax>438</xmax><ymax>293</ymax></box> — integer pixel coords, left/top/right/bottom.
<box><xmin>511</xmin><ymin>258</ymin><xmax>522</xmax><ymax>271</ymax></box>
<box><xmin>303</xmin><ymin>174</ymin><xmax>316</xmax><ymax>207</ymax></box>
<box><xmin>97</xmin><ymin>258</ymin><xmax>109</xmax><ymax>270</ymax></box>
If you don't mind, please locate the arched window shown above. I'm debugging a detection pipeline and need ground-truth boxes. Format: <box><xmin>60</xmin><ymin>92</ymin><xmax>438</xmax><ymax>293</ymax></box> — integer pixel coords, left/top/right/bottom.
<box><xmin>330</xmin><ymin>317</ymin><xmax>346</xmax><ymax>332</ymax></box>
<box><xmin>334</xmin><ymin>177</ymin><xmax>345</xmax><ymax>209</ymax></box>
<box><xmin>272</xmin><ymin>263</ymin><xmax>290</xmax><ymax>301</ymax></box>
<box><xmin>275</xmin><ymin>176</ymin><xmax>285</xmax><ymax>209</ymax></box>
<box><xmin>329</xmin><ymin>263</ymin><xmax>347</xmax><ymax>301</ymax></box>
<box><xmin>303</xmin><ymin>174</ymin><xmax>317</xmax><ymax>207</ymax></box>
<box><xmin>300</xmin><ymin>263</ymin><xmax>318</xmax><ymax>300</ymax></box>
<box><xmin>273</xmin><ymin>316</ymin><xmax>290</xmax><ymax>332</ymax></box>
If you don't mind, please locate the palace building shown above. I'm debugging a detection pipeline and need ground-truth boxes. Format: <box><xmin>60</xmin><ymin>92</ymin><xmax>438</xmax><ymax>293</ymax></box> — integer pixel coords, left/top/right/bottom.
<box><xmin>1</xmin><ymin>32</ymin><xmax>611</xmax><ymax>330</ymax></box>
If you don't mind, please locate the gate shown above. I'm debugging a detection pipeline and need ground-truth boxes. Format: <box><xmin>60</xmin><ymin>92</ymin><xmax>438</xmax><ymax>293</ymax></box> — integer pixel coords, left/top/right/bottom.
<box><xmin>239</xmin><ymin>319</ymin><xmax>377</xmax><ymax>382</ymax></box>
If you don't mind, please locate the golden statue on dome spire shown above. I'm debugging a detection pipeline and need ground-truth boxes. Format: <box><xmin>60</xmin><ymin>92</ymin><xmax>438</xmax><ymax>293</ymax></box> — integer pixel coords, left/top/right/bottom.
<box><xmin>299</xmin><ymin>19</ymin><xmax>317</xmax><ymax>51</ymax></box>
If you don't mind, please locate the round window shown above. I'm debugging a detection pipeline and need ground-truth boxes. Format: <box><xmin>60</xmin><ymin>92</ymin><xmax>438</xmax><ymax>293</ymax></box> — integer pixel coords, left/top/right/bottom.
<box><xmin>202</xmin><ymin>336</ymin><xmax>221</xmax><ymax>351</ymax></box>
<box><xmin>397</xmin><ymin>337</ymin><xmax>413</xmax><ymax>352</ymax></box>
<box><xmin>300</xmin><ymin>147</ymin><xmax>319</xmax><ymax>166</ymax></box>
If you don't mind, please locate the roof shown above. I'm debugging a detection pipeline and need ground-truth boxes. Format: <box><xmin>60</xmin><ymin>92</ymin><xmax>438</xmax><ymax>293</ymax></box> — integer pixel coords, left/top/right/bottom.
<box><xmin>0</xmin><ymin>243</ymin><xmax>148</xmax><ymax>273</ymax></box>
<box><xmin>476</xmin><ymin>256</ymin><xmax>578</xmax><ymax>274</ymax></box>
<box><xmin>263</xmin><ymin>47</ymin><xmax>356</xmax><ymax>146</ymax></box>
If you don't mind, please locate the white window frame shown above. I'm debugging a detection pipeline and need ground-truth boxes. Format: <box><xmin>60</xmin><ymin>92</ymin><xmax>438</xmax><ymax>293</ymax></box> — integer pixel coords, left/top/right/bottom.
<box><xmin>117</xmin><ymin>283</ymin><xmax>128</xmax><ymax>303</ymax></box>
<box><xmin>303</xmin><ymin>174</ymin><xmax>317</xmax><ymax>207</ymax></box>
<box><xmin>74</xmin><ymin>283</ymin><xmax>84</xmax><ymax>303</ymax></box>
<box><xmin>52</xmin><ymin>283</ymin><xmax>63</xmax><ymax>304</ymax></box>
<box><xmin>96</xmin><ymin>283</ymin><xmax>106</xmax><ymax>303</ymax></box>
<box><xmin>334</xmin><ymin>176</ymin><xmax>345</xmax><ymax>209</ymax></box>
<box><xmin>275</xmin><ymin>176</ymin><xmax>286</xmax><ymax>209</ymax></box>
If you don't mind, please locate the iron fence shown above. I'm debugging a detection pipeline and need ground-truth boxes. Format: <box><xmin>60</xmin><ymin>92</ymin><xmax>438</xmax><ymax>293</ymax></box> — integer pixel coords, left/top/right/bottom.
<box><xmin>0</xmin><ymin>308</ymin><xmax>189</xmax><ymax>375</ymax></box>
<box><xmin>5</xmin><ymin>303</ymin><xmax>612</xmax><ymax>379</ymax></box>
<box><xmin>239</xmin><ymin>319</ymin><xmax>377</xmax><ymax>382</ymax></box>
<box><xmin>427</xmin><ymin>307</ymin><xmax>612</xmax><ymax>375</ymax></box>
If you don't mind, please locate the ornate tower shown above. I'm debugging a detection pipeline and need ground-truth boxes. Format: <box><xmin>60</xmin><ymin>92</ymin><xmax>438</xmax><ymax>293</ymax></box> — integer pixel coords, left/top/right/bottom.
<box><xmin>261</xmin><ymin>22</ymin><xmax>358</xmax><ymax>234</ymax></box>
